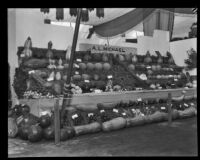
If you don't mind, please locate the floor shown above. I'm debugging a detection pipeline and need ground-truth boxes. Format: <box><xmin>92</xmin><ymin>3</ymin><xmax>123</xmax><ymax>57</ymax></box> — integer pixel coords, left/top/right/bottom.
<box><xmin>8</xmin><ymin>117</ymin><xmax>197</xmax><ymax>157</ymax></box>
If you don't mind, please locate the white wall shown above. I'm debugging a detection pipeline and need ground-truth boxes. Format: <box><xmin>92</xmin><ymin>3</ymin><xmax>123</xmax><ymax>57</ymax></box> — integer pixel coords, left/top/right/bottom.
<box><xmin>170</xmin><ymin>38</ymin><xmax>197</xmax><ymax>66</ymax></box>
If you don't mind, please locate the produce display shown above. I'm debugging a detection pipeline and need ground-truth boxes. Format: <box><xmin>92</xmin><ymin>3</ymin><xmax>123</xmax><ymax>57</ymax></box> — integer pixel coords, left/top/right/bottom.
<box><xmin>8</xmin><ymin>95</ymin><xmax>197</xmax><ymax>143</ymax></box>
<box><xmin>13</xmin><ymin>39</ymin><xmax>194</xmax><ymax>99</ymax></box>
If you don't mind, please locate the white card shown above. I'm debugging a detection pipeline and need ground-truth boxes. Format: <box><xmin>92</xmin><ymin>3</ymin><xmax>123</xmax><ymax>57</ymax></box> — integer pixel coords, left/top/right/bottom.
<box><xmin>131</xmin><ymin>109</ymin><xmax>136</xmax><ymax>113</ymax></box>
<box><xmin>122</xmin><ymin>112</ymin><xmax>126</xmax><ymax>116</ymax></box>
<box><xmin>113</xmin><ymin>109</ymin><xmax>118</xmax><ymax>113</ymax></box>
<box><xmin>74</xmin><ymin>64</ymin><xmax>80</xmax><ymax>68</ymax></box>
<box><xmin>88</xmin><ymin>113</ymin><xmax>94</xmax><ymax>117</ymax></box>
<box><xmin>146</xmin><ymin>66</ymin><xmax>151</xmax><ymax>69</ymax></box>
<box><xmin>75</xmin><ymin>71</ymin><xmax>79</xmax><ymax>75</ymax></box>
<box><xmin>137</xmin><ymin>98</ymin><xmax>142</xmax><ymax>102</ymax></box>
<box><xmin>100</xmin><ymin>110</ymin><xmax>105</xmax><ymax>113</ymax></box>
<box><xmin>107</xmin><ymin>75</ymin><xmax>113</xmax><ymax>79</ymax></box>
<box><xmin>72</xmin><ymin>114</ymin><xmax>78</xmax><ymax>119</ymax></box>
<box><xmin>84</xmin><ymin>80</ymin><xmax>90</xmax><ymax>83</ymax></box>
<box><xmin>190</xmin><ymin>103</ymin><xmax>194</xmax><ymax>106</ymax></box>
<box><xmin>184</xmin><ymin>103</ymin><xmax>189</xmax><ymax>107</ymax></box>
<box><xmin>28</xmin><ymin>70</ymin><xmax>35</xmax><ymax>74</ymax></box>
<box><xmin>174</xmin><ymin>79</ymin><xmax>178</xmax><ymax>81</ymax></box>
<box><xmin>20</xmin><ymin>54</ymin><xmax>25</xmax><ymax>57</ymax></box>
<box><xmin>161</xmin><ymin>107</ymin><xmax>166</xmax><ymax>110</ymax></box>
<box><xmin>76</xmin><ymin>59</ymin><xmax>82</xmax><ymax>62</ymax></box>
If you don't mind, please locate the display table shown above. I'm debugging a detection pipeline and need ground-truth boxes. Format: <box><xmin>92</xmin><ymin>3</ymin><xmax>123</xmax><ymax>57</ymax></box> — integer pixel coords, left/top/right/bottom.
<box><xmin>19</xmin><ymin>88</ymin><xmax>197</xmax><ymax>116</ymax></box>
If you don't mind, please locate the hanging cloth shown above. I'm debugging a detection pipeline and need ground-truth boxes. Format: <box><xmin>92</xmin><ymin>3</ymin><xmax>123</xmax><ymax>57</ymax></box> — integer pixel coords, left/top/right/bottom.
<box><xmin>69</xmin><ymin>8</ymin><xmax>78</xmax><ymax>17</ymax></box>
<box><xmin>56</xmin><ymin>8</ymin><xmax>64</xmax><ymax>20</ymax></box>
<box><xmin>81</xmin><ymin>9</ymin><xmax>89</xmax><ymax>22</ymax></box>
<box><xmin>96</xmin><ymin>8</ymin><xmax>104</xmax><ymax>18</ymax></box>
<box><xmin>40</xmin><ymin>8</ymin><xmax>49</xmax><ymax>14</ymax></box>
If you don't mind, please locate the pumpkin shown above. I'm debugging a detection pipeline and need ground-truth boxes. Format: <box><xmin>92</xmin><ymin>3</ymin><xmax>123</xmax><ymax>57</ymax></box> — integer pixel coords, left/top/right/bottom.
<box><xmin>102</xmin><ymin>117</ymin><xmax>126</xmax><ymax>132</ymax></box>
<box><xmin>82</xmin><ymin>74</ymin><xmax>90</xmax><ymax>80</ymax></box>
<box><xmin>118</xmin><ymin>55</ymin><xmax>125</xmax><ymax>62</ymax></box>
<box><xmin>73</xmin><ymin>74</ymin><xmax>81</xmax><ymax>81</ymax></box>
<box><xmin>79</xmin><ymin>63</ymin><xmax>87</xmax><ymax>70</ymax></box>
<box><xmin>74</xmin><ymin>122</ymin><xmax>101</xmax><ymax>136</ymax></box>
<box><xmin>18</xmin><ymin>115</ymin><xmax>38</xmax><ymax>128</ymax></box>
<box><xmin>39</xmin><ymin>114</ymin><xmax>51</xmax><ymax>128</ymax></box>
<box><xmin>28</xmin><ymin>125</ymin><xmax>43</xmax><ymax>142</ymax></box>
<box><xmin>83</xmin><ymin>54</ymin><xmax>92</xmax><ymax>61</ymax></box>
<box><xmin>132</xmin><ymin>55</ymin><xmax>138</xmax><ymax>63</ymax></box>
<box><xmin>102</xmin><ymin>54</ymin><xmax>109</xmax><ymax>62</ymax></box>
<box><xmin>95</xmin><ymin>63</ymin><xmax>103</xmax><ymax>70</ymax></box>
<box><xmin>18</xmin><ymin>125</ymin><xmax>30</xmax><ymax>140</ymax></box>
<box><xmin>94</xmin><ymin>74</ymin><xmax>100</xmax><ymax>81</ymax></box>
<box><xmin>8</xmin><ymin>118</ymin><xmax>18</xmax><ymax>138</ymax></box>
<box><xmin>128</xmin><ymin>64</ymin><xmax>135</xmax><ymax>71</ymax></box>
<box><xmin>103</xmin><ymin>63</ymin><xmax>111</xmax><ymax>71</ymax></box>
<box><xmin>43</xmin><ymin>125</ymin><xmax>55</xmax><ymax>140</ymax></box>
<box><xmin>60</xmin><ymin>127</ymin><xmax>75</xmax><ymax>141</ymax></box>
<box><xmin>86</xmin><ymin>62</ymin><xmax>94</xmax><ymax>70</ymax></box>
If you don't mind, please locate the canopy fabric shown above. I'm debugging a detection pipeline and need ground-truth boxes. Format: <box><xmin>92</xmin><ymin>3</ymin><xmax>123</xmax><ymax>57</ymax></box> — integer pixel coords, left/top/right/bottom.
<box><xmin>93</xmin><ymin>8</ymin><xmax>156</xmax><ymax>38</ymax></box>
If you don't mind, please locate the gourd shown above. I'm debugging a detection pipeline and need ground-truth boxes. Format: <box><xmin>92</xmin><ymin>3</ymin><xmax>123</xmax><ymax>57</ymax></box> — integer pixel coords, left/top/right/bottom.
<box><xmin>74</xmin><ymin>122</ymin><xmax>101</xmax><ymax>136</ymax></box>
<box><xmin>22</xmin><ymin>37</ymin><xmax>32</xmax><ymax>58</ymax></box>
<box><xmin>118</xmin><ymin>55</ymin><xmax>125</xmax><ymax>62</ymax></box>
<box><xmin>125</xmin><ymin>53</ymin><xmax>132</xmax><ymax>62</ymax></box>
<box><xmin>132</xmin><ymin>54</ymin><xmax>138</xmax><ymax>63</ymax></box>
<box><xmin>39</xmin><ymin>114</ymin><xmax>51</xmax><ymax>128</ymax></box>
<box><xmin>74</xmin><ymin>104</ymin><xmax>98</xmax><ymax>112</ymax></box>
<box><xmin>18</xmin><ymin>125</ymin><xmax>30</xmax><ymax>140</ymax></box>
<box><xmin>102</xmin><ymin>117</ymin><xmax>126</xmax><ymax>132</ymax></box>
<box><xmin>52</xmin><ymin>82</ymin><xmax>62</xmax><ymax>95</ymax></box>
<box><xmin>144</xmin><ymin>51</ymin><xmax>152</xmax><ymax>63</ymax></box>
<box><xmin>178</xmin><ymin>107</ymin><xmax>196</xmax><ymax>119</ymax></box>
<box><xmin>126</xmin><ymin>116</ymin><xmax>146</xmax><ymax>127</ymax></box>
<box><xmin>148</xmin><ymin>111</ymin><xmax>166</xmax><ymax>123</ymax></box>
<box><xmin>60</xmin><ymin>127</ymin><xmax>75</xmax><ymax>141</ymax></box>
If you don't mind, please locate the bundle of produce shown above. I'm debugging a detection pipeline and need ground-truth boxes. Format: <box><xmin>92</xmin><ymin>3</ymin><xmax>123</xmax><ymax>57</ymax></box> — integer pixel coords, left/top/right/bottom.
<box><xmin>102</xmin><ymin>117</ymin><xmax>126</xmax><ymax>132</ymax></box>
<box><xmin>22</xmin><ymin>58</ymin><xmax>49</xmax><ymax>69</ymax></box>
<box><xmin>8</xmin><ymin>118</ymin><xmax>18</xmax><ymax>138</ymax></box>
<box><xmin>177</xmin><ymin>107</ymin><xmax>196</xmax><ymax>119</ymax></box>
<box><xmin>74</xmin><ymin>122</ymin><xmax>102</xmax><ymax>136</ymax></box>
<box><xmin>60</xmin><ymin>127</ymin><xmax>75</xmax><ymax>141</ymax></box>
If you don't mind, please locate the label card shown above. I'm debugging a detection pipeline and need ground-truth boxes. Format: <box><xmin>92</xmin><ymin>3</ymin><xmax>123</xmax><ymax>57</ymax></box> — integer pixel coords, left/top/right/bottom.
<box><xmin>137</xmin><ymin>98</ymin><xmax>142</xmax><ymax>102</ymax></box>
<box><xmin>84</xmin><ymin>80</ymin><xmax>90</xmax><ymax>83</ymax></box>
<box><xmin>190</xmin><ymin>103</ymin><xmax>194</xmax><ymax>106</ymax></box>
<box><xmin>113</xmin><ymin>109</ymin><xmax>118</xmax><ymax>113</ymax></box>
<box><xmin>184</xmin><ymin>103</ymin><xmax>189</xmax><ymax>107</ymax></box>
<box><xmin>75</xmin><ymin>71</ymin><xmax>79</xmax><ymax>75</ymax></box>
<box><xmin>72</xmin><ymin>114</ymin><xmax>78</xmax><ymax>119</ymax></box>
<box><xmin>100</xmin><ymin>110</ymin><xmax>105</xmax><ymax>113</ymax></box>
<box><xmin>131</xmin><ymin>109</ymin><xmax>136</xmax><ymax>113</ymax></box>
<box><xmin>20</xmin><ymin>54</ymin><xmax>25</xmax><ymax>57</ymax></box>
<box><xmin>161</xmin><ymin>107</ymin><xmax>166</xmax><ymax>110</ymax></box>
<box><xmin>88</xmin><ymin>113</ymin><xmax>94</xmax><ymax>117</ymax></box>
<box><xmin>28</xmin><ymin>70</ymin><xmax>35</xmax><ymax>74</ymax></box>
<box><xmin>174</xmin><ymin>79</ymin><xmax>178</xmax><ymax>81</ymax></box>
<box><xmin>122</xmin><ymin>112</ymin><xmax>126</xmax><ymax>116</ymax></box>
<box><xmin>76</xmin><ymin>59</ymin><xmax>82</xmax><ymax>62</ymax></box>
<box><xmin>74</xmin><ymin>64</ymin><xmax>80</xmax><ymax>68</ymax></box>
<box><xmin>141</xmin><ymin>113</ymin><xmax>145</xmax><ymax>116</ymax></box>
<box><xmin>107</xmin><ymin>75</ymin><xmax>113</xmax><ymax>79</ymax></box>
<box><xmin>146</xmin><ymin>66</ymin><xmax>151</xmax><ymax>69</ymax></box>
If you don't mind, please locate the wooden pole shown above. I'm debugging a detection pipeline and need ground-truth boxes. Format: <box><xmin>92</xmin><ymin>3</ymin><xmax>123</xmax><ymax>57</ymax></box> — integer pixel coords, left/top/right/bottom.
<box><xmin>167</xmin><ymin>93</ymin><xmax>172</xmax><ymax>125</ymax></box>
<box><xmin>54</xmin><ymin>98</ymin><xmax>60</xmax><ymax>145</ymax></box>
<box><xmin>61</xmin><ymin>8</ymin><xmax>82</xmax><ymax>125</ymax></box>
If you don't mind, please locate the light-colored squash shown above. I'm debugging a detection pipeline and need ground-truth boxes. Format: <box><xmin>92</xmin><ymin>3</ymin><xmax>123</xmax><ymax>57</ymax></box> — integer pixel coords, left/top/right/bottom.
<box><xmin>126</xmin><ymin>116</ymin><xmax>146</xmax><ymax>127</ymax></box>
<box><xmin>74</xmin><ymin>122</ymin><xmax>101</xmax><ymax>136</ymax></box>
<box><xmin>178</xmin><ymin>107</ymin><xmax>196</xmax><ymax>119</ymax></box>
<box><xmin>102</xmin><ymin>117</ymin><xmax>126</xmax><ymax>132</ymax></box>
<box><xmin>74</xmin><ymin>104</ymin><xmax>98</xmax><ymax>112</ymax></box>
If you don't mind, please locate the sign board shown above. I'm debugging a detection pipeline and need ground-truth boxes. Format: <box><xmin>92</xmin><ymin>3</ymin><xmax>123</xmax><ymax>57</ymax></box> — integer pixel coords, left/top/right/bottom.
<box><xmin>79</xmin><ymin>43</ymin><xmax>137</xmax><ymax>54</ymax></box>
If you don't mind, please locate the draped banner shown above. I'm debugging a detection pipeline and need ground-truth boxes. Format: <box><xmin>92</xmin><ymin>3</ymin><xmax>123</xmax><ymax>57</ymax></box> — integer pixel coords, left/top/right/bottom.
<box><xmin>93</xmin><ymin>8</ymin><xmax>156</xmax><ymax>38</ymax></box>
<box><xmin>143</xmin><ymin>9</ymin><xmax>175</xmax><ymax>39</ymax></box>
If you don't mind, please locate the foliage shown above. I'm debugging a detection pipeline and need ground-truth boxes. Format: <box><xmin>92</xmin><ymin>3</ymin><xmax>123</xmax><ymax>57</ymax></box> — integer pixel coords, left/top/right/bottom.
<box><xmin>184</xmin><ymin>48</ymin><xmax>197</xmax><ymax>70</ymax></box>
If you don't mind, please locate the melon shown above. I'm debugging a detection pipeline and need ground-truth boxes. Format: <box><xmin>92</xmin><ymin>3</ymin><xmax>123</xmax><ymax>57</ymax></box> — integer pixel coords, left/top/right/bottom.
<box><xmin>86</xmin><ymin>63</ymin><xmax>94</xmax><ymax>70</ymax></box>
<box><xmin>79</xmin><ymin>63</ymin><xmax>87</xmax><ymax>70</ymax></box>
<box><xmin>60</xmin><ymin>127</ymin><xmax>75</xmax><ymax>141</ymax></box>
<box><xmin>73</xmin><ymin>74</ymin><xmax>81</xmax><ymax>81</ymax></box>
<box><xmin>43</xmin><ymin>125</ymin><xmax>54</xmax><ymax>140</ymax></box>
<box><xmin>118</xmin><ymin>55</ymin><xmax>125</xmax><ymax>62</ymax></box>
<box><xmin>28</xmin><ymin>125</ymin><xmax>43</xmax><ymax>142</ymax></box>
<box><xmin>82</xmin><ymin>74</ymin><xmax>90</xmax><ymax>80</ymax></box>
<box><xmin>103</xmin><ymin>63</ymin><xmax>111</xmax><ymax>71</ymax></box>
<box><xmin>95</xmin><ymin>63</ymin><xmax>103</xmax><ymax>70</ymax></box>
<box><xmin>94</xmin><ymin>74</ymin><xmax>100</xmax><ymax>81</ymax></box>
<box><xmin>39</xmin><ymin>115</ymin><xmax>51</xmax><ymax>128</ymax></box>
<box><xmin>102</xmin><ymin>54</ymin><xmax>109</xmax><ymax>62</ymax></box>
<box><xmin>18</xmin><ymin>125</ymin><xmax>30</xmax><ymax>140</ymax></box>
<box><xmin>128</xmin><ymin>64</ymin><xmax>135</xmax><ymax>71</ymax></box>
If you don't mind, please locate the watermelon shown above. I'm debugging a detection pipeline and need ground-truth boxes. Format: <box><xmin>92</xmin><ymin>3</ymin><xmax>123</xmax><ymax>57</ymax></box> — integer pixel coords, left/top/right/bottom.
<box><xmin>43</xmin><ymin>125</ymin><xmax>55</xmax><ymax>140</ymax></box>
<box><xmin>18</xmin><ymin>125</ymin><xmax>30</xmax><ymax>140</ymax></box>
<box><xmin>28</xmin><ymin>125</ymin><xmax>43</xmax><ymax>142</ymax></box>
<box><xmin>39</xmin><ymin>115</ymin><xmax>51</xmax><ymax>128</ymax></box>
<box><xmin>60</xmin><ymin>127</ymin><xmax>75</xmax><ymax>141</ymax></box>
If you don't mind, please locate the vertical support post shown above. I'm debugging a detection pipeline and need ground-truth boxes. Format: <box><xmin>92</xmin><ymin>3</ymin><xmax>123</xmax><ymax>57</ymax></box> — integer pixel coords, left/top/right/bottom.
<box><xmin>54</xmin><ymin>98</ymin><xmax>60</xmax><ymax>145</ymax></box>
<box><xmin>61</xmin><ymin>8</ymin><xmax>82</xmax><ymax>125</ymax></box>
<box><xmin>167</xmin><ymin>93</ymin><xmax>172</xmax><ymax>125</ymax></box>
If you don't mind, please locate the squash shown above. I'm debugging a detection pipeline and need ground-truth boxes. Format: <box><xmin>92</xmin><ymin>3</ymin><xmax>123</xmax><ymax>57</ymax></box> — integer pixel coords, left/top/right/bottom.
<box><xmin>118</xmin><ymin>55</ymin><xmax>125</xmax><ymax>62</ymax></box>
<box><xmin>8</xmin><ymin>118</ymin><xmax>18</xmax><ymax>138</ymax></box>
<box><xmin>178</xmin><ymin>107</ymin><xmax>196</xmax><ymax>119</ymax></box>
<box><xmin>157</xmin><ymin>56</ymin><xmax>163</xmax><ymax>64</ymax></box>
<box><xmin>156</xmin><ymin>65</ymin><xmax>161</xmax><ymax>71</ymax></box>
<box><xmin>103</xmin><ymin>63</ymin><xmax>111</xmax><ymax>71</ymax></box>
<box><xmin>125</xmin><ymin>53</ymin><xmax>131</xmax><ymax>62</ymax></box>
<box><xmin>126</xmin><ymin>116</ymin><xmax>146</xmax><ymax>127</ymax></box>
<box><xmin>28</xmin><ymin>125</ymin><xmax>43</xmax><ymax>142</ymax></box>
<box><xmin>60</xmin><ymin>127</ymin><xmax>75</xmax><ymax>141</ymax></box>
<box><xmin>23</xmin><ymin>58</ymin><xmax>49</xmax><ymax>69</ymax></box>
<box><xmin>79</xmin><ymin>63</ymin><xmax>87</xmax><ymax>70</ymax></box>
<box><xmin>97</xmin><ymin>103</ymin><xmax>116</xmax><ymax>110</ymax></box>
<box><xmin>18</xmin><ymin>124</ymin><xmax>30</xmax><ymax>140</ymax></box>
<box><xmin>148</xmin><ymin>111</ymin><xmax>167</xmax><ymax>123</ymax></box>
<box><xmin>102</xmin><ymin>117</ymin><xmax>126</xmax><ymax>132</ymax></box>
<box><xmin>73</xmin><ymin>74</ymin><xmax>81</xmax><ymax>81</ymax></box>
<box><xmin>86</xmin><ymin>62</ymin><xmax>94</xmax><ymax>70</ymax></box>
<box><xmin>95</xmin><ymin>63</ymin><xmax>103</xmax><ymax>70</ymax></box>
<box><xmin>43</xmin><ymin>125</ymin><xmax>55</xmax><ymax>140</ymax></box>
<box><xmin>152</xmin><ymin>65</ymin><xmax>157</xmax><ymax>71</ymax></box>
<box><xmin>132</xmin><ymin>54</ymin><xmax>138</xmax><ymax>63</ymax></box>
<box><xmin>74</xmin><ymin>122</ymin><xmax>101</xmax><ymax>136</ymax></box>
<box><xmin>82</xmin><ymin>74</ymin><xmax>90</xmax><ymax>80</ymax></box>
<box><xmin>171</xmin><ymin>109</ymin><xmax>179</xmax><ymax>120</ymax></box>
<box><xmin>144</xmin><ymin>51</ymin><xmax>152</xmax><ymax>63</ymax></box>
<box><xmin>128</xmin><ymin>64</ymin><xmax>135</xmax><ymax>71</ymax></box>
<box><xmin>74</xmin><ymin>104</ymin><xmax>98</xmax><ymax>112</ymax></box>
